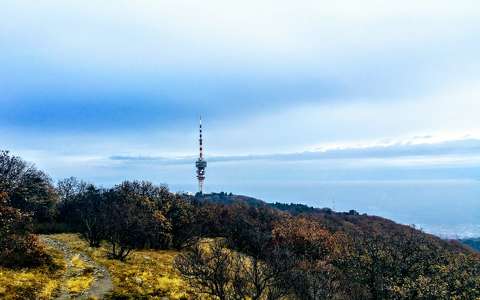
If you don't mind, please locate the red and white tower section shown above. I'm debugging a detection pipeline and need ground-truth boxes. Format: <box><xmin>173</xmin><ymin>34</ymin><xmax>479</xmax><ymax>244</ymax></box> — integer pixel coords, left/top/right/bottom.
<box><xmin>195</xmin><ymin>117</ymin><xmax>207</xmax><ymax>193</ymax></box>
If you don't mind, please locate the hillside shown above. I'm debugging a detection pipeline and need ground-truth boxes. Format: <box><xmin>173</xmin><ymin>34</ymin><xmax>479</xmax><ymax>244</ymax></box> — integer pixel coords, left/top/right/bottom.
<box><xmin>2</xmin><ymin>151</ymin><xmax>480</xmax><ymax>299</ymax></box>
<box><xmin>462</xmin><ymin>238</ymin><xmax>480</xmax><ymax>252</ymax></box>
<box><xmin>196</xmin><ymin>192</ymin><xmax>474</xmax><ymax>254</ymax></box>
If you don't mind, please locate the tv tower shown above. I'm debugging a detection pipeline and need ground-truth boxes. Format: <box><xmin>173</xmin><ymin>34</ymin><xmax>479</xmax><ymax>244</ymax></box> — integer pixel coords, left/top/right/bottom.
<box><xmin>195</xmin><ymin>117</ymin><xmax>207</xmax><ymax>193</ymax></box>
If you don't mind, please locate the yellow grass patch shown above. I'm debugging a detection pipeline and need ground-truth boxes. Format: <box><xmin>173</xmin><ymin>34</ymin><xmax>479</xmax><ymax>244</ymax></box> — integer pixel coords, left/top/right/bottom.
<box><xmin>66</xmin><ymin>275</ymin><xmax>94</xmax><ymax>295</ymax></box>
<box><xmin>51</xmin><ymin>233</ymin><xmax>194</xmax><ymax>299</ymax></box>
<box><xmin>66</xmin><ymin>253</ymin><xmax>95</xmax><ymax>295</ymax></box>
<box><xmin>71</xmin><ymin>254</ymin><xmax>86</xmax><ymax>269</ymax></box>
<box><xmin>0</xmin><ymin>244</ymin><xmax>65</xmax><ymax>300</ymax></box>
<box><xmin>39</xmin><ymin>280</ymin><xmax>59</xmax><ymax>299</ymax></box>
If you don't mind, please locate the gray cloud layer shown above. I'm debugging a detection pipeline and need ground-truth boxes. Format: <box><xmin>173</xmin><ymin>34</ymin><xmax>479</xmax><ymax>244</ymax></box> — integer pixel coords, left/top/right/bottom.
<box><xmin>109</xmin><ymin>138</ymin><xmax>480</xmax><ymax>166</ymax></box>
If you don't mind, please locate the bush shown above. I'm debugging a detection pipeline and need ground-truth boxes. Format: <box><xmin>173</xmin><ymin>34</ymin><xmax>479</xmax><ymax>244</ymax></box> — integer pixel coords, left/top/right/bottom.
<box><xmin>0</xmin><ymin>192</ymin><xmax>51</xmax><ymax>267</ymax></box>
<box><xmin>0</xmin><ymin>234</ymin><xmax>51</xmax><ymax>268</ymax></box>
<box><xmin>0</xmin><ymin>150</ymin><xmax>58</xmax><ymax>223</ymax></box>
<box><xmin>32</xmin><ymin>222</ymin><xmax>75</xmax><ymax>234</ymax></box>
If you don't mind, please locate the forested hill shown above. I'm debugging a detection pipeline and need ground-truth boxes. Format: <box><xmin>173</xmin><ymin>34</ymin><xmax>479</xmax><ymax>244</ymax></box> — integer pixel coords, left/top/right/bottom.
<box><xmin>194</xmin><ymin>192</ymin><xmax>474</xmax><ymax>255</ymax></box>
<box><xmin>2</xmin><ymin>150</ymin><xmax>480</xmax><ymax>299</ymax></box>
<box><xmin>462</xmin><ymin>238</ymin><xmax>480</xmax><ymax>251</ymax></box>
<box><xmin>192</xmin><ymin>192</ymin><xmax>266</xmax><ymax>207</ymax></box>
<box><xmin>193</xmin><ymin>191</ymin><xmax>340</xmax><ymax>214</ymax></box>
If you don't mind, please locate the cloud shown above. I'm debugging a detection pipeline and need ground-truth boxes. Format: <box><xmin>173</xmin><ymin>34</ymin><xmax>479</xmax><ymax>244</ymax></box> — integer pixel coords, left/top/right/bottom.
<box><xmin>109</xmin><ymin>136</ymin><xmax>480</xmax><ymax>167</ymax></box>
<box><xmin>1</xmin><ymin>0</ymin><xmax>479</xmax><ymax>134</ymax></box>
<box><xmin>0</xmin><ymin>0</ymin><xmax>479</xmax><ymax>186</ymax></box>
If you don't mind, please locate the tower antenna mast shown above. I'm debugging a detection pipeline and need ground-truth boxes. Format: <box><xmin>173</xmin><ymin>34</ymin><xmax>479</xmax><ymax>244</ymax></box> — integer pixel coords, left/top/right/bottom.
<box><xmin>195</xmin><ymin>116</ymin><xmax>207</xmax><ymax>193</ymax></box>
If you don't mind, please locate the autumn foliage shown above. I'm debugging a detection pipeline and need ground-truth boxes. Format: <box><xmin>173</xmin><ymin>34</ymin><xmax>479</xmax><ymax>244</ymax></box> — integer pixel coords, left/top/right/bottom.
<box><xmin>0</xmin><ymin>192</ymin><xmax>50</xmax><ymax>267</ymax></box>
<box><xmin>0</xmin><ymin>151</ymin><xmax>54</xmax><ymax>268</ymax></box>
<box><xmin>2</xmin><ymin>150</ymin><xmax>480</xmax><ymax>299</ymax></box>
<box><xmin>174</xmin><ymin>201</ymin><xmax>480</xmax><ymax>299</ymax></box>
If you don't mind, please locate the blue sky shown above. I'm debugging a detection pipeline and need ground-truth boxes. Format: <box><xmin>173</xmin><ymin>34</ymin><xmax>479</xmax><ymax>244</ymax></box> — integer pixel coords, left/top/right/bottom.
<box><xmin>1</xmin><ymin>0</ymin><xmax>480</xmax><ymax>189</ymax></box>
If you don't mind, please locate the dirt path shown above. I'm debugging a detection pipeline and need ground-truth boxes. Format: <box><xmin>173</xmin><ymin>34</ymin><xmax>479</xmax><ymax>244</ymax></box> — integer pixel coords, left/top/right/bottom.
<box><xmin>40</xmin><ymin>235</ymin><xmax>113</xmax><ymax>300</ymax></box>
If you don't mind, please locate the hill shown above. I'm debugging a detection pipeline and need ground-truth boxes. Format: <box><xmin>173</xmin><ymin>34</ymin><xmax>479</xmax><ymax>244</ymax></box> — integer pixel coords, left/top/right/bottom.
<box><xmin>196</xmin><ymin>192</ymin><xmax>473</xmax><ymax>253</ymax></box>
<box><xmin>462</xmin><ymin>238</ymin><xmax>480</xmax><ymax>251</ymax></box>
<box><xmin>2</xmin><ymin>151</ymin><xmax>480</xmax><ymax>299</ymax></box>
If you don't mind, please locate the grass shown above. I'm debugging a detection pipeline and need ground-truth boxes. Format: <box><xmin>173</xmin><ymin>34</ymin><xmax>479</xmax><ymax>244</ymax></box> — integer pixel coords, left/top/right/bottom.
<box><xmin>0</xmin><ymin>244</ymin><xmax>65</xmax><ymax>300</ymax></box>
<box><xmin>66</xmin><ymin>254</ymin><xmax>95</xmax><ymax>296</ymax></box>
<box><xmin>66</xmin><ymin>275</ymin><xmax>94</xmax><ymax>295</ymax></box>
<box><xmin>51</xmin><ymin>233</ymin><xmax>195</xmax><ymax>299</ymax></box>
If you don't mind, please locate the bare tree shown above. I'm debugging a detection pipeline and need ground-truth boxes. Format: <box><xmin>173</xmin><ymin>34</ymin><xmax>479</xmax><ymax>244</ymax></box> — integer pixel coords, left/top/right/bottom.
<box><xmin>174</xmin><ymin>240</ymin><xmax>292</xmax><ymax>300</ymax></box>
<box><xmin>232</xmin><ymin>256</ymin><xmax>282</xmax><ymax>300</ymax></box>
<box><xmin>174</xmin><ymin>240</ymin><xmax>232</xmax><ymax>299</ymax></box>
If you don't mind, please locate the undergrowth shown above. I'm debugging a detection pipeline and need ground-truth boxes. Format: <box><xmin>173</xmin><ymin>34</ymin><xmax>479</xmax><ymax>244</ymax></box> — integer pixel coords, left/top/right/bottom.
<box><xmin>0</xmin><ymin>244</ymin><xmax>65</xmax><ymax>300</ymax></box>
<box><xmin>51</xmin><ymin>233</ymin><xmax>194</xmax><ymax>299</ymax></box>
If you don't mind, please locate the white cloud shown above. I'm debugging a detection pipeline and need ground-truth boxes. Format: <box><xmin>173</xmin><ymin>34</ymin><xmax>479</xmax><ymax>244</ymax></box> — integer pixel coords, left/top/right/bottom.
<box><xmin>2</xmin><ymin>0</ymin><xmax>479</xmax><ymax>72</ymax></box>
<box><xmin>1</xmin><ymin>0</ymin><xmax>479</xmax><ymax>182</ymax></box>
<box><xmin>205</xmin><ymin>78</ymin><xmax>480</xmax><ymax>154</ymax></box>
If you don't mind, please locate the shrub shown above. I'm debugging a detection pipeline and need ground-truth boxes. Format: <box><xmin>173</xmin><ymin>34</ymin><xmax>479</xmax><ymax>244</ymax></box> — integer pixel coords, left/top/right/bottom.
<box><xmin>0</xmin><ymin>150</ymin><xmax>58</xmax><ymax>223</ymax></box>
<box><xmin>0</xmin><ymin>193</ymin><xmax>51</xmax><ymax>267</ymax></box>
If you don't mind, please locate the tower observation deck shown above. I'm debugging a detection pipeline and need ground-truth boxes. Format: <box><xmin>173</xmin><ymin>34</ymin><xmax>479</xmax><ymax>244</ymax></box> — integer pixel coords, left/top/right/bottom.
<box><xmin>195</xmin><ymin>117</ymin><xmax>207</xmax><ymax>193</ymax></box>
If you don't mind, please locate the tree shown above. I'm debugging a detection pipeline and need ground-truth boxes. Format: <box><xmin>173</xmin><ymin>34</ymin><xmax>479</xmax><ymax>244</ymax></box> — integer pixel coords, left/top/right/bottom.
<box><xmin>77</xmin><ymin>185</ymin><xmax>106</xmax><ymax>247</ymax></box>
<box><xmin>175</xmin><ymin>240</ymin><xmax>291</xmax><ymax>300</ymax></box>
<box><xmin>165</xmin><ymin>195</ymin><xmax>198</xmax><ymax>249</ymax></box>
<box><xmin>105</xmin><ymin>181</ymin><xmax>198</xmax><ymax>249</ymax></box>
<box><xmin>56</xmin><ymin>177</ymin><xmax>88</xmax><ymax>232</ymax></box>
<box><xmin>57</xmin><ymin>177</ymin><xmax>88</xmax><ymax>207</ymax></box>
<box><xmin>102</xmin><ymin>182</ymin><xmax>172</xmax><ymax>260</ymax></box>
<box><xmin>231</xmin><ymin>247</ymin><xmax>294</xmax><ymax>300</ymax></box>
<box><xmin>56</xmin><ymin>179</ymin><xmax>105</xmax><ymax>246</ymax></box>
<box><xmin>196</xmin><ymin>202</ymin><xmax>281</xmax><ymax>258</ymax></box>
<box><xmin>0</xmin><ymin>192</ymin><xmax>50</xmax><ymax>267</ymax></box>
<box><xmin>271</xmin><ymin>216</ymin><xmax>344</xmax><ymax>299</ymax></box>
<box><xmin>0</xmin><ymin>150</ymin><xmax>58</xmax><ymax>222</ymax></box>
<box><xmin>418</xmin><ymin>253</ymin><xmax>480</xmax><ymax>299</ymax></box>
<box><xmin>175</xmin><ymin>240</ymin><xmax>233</xmax><ymax>300</ymax></box>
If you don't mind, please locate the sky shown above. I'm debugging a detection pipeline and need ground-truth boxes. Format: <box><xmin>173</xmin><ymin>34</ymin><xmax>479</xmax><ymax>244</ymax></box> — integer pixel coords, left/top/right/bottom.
<box><xmin>1</xmin><ymin>0</ymin><xmax>480</xmax><ymax>192</ymax></box>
